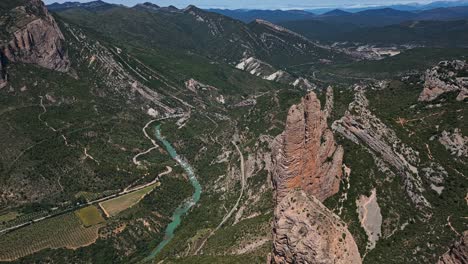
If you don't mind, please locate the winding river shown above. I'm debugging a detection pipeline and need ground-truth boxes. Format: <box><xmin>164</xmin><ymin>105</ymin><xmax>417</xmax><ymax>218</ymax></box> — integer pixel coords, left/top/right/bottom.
<box><xmin>144</xmin><ymin>124</ymin><xmax>202</xmax><ymax>261</ymax></box>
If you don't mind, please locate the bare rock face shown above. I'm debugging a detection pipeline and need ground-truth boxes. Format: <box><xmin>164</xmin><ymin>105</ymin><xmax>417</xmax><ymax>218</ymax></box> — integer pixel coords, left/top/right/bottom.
<box><xmin>438</xmin><ymin>129</ymin><xmax>468</xmax><ymax>158</ymax></box>
<box><xmin>236</xmin><ymin>56</ymin><xmax>314</xmax><ymax>89</ymax></box>
<box><xmin>438</xmin><ymin>231</ymin><xmax>468</xmax><ymax>264</ymax></box>
<box><xmin>356</xmin><ymin>188</ymin><xmax>382</xmax><ymax>251</ymax></box>
<box><xmin>291</xmin><ymin>77</ymin><xmax>315</xmax><ymax>90</ymax></box>
<box><xmin>236</xmin><ymin>56</ymin><xmax>277</xmax><ymax>78</ymax></box>
<box><xmin>272</xmin><ymin>90</ymin><xmax>343</xmax><ymax>203</ymax></box>
<box><xmin>418</xmin><ymin>60</ymin><xmax>468</xmax><ymax>102</ymax></box>
<box><xmin>271</xmin><ymin>90</ymin><xmax>361</xmax><ymax>264</ymax></box>
<box><xmin>0</xmin><ymin>0</ymin><xmax>69</xmax><ymax>85</ymax></box>
<box><xmin>333</xmin><ymin>86</ymin><xmax>431</xmax><ymax>212</ymax></box>
<box><xmin>0</xmin><ymin>54</ymin><xmax>6</xmax><ymax>89</ymax></box>
<box><xmin>272</xmin><ymin>190</ymin><xmax>362</xmax><ymax>264</ymax></box>
<box><xmin>185</xmin><ymin>78</ymin><xmax>217</xmax><ymax>93</ymax></box>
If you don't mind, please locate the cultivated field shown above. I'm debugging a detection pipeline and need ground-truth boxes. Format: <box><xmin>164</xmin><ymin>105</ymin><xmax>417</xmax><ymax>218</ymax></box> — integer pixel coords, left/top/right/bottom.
<box><xmin>0</xmin><ymin>212</ymin><xmax>102</xmax><ymax>261</ymax></box>
<box><xmin>100</xmin><ymin>185</ymin><xmax>157</xmax><ymax>217</ymax></box>
<box><xmin>0</xmin><ymin>211</ymin><xmax>19</xmax><ymax>223</ymax></box>
<box><xmin>75</xmin><ymin>205</ymin><xmax>105</xmax><ymax>227</ymax></box>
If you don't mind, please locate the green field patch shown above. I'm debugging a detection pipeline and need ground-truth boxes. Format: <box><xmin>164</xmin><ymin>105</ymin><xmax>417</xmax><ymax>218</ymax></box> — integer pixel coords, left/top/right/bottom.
<box><xmin>0</xmin><ymin>211</ymin><xmax>19</xmax><ymax>223</ymax></box>
<box><xmin>100</xmin><ymin>184</ymin><xmax>158</xmax><ymax>217</ymax></box>
<box><xmin>75</xmin><ymin>206</ymin><xmax>105</xmax><ymax>227</ymax></box>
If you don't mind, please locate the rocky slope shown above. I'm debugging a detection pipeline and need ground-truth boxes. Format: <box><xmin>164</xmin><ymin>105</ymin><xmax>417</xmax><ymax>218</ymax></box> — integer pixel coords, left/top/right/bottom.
<box><xmin>438</xmin><ymin>231</ymin><xmax>468</xmax><ymax>264</ymax></box>
<box><xmin>418</xmin><ymin>60</ymin><xmax>468</xmax><ymax>102</ymax></box>
<box><xmin>0</xmin><ymin>0</ymin><xmax>69</xmax><ymax>87</ymax></box>
<box><xmin>438</xmin><ymin>128</ymin><xmax>468</xmax><ymax>159</ymax></box>
<box><xmin>272</xmin><ymin>190</ymin><xmax>362</xmax><ymax>264</ymax></box>
<box><xmin>332</xmin><ymin>85</ymin><xmax>432</xmax><ymax>212</ymax></box>
<box><xmin>271</xmin><ymin>89</ymin><xmax>361</xmax><ymax>263</ymax></box>
<box><xmin>235</xmin><ymin>56</ymin><xmax>315</xmax><ymax>90</ymax></box>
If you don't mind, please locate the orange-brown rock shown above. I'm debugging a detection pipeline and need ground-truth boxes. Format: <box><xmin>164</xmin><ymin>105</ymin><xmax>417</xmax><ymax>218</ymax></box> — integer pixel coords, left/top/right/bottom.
<box><xmin>438</xmin><ymin>231</ymin><xmax>468</xmax><ymax>264</ymax></box>
<box><xmin>270</xmin><ymin>90</ymin><xmax>361</xmax><ymax>264</ymax></box>
<box><xmin>272</xmin><ymin>190</ymin><xmax>362</xmax><ymax>264</ymax></box>
<box><xmin>272</xmin><ymin>90</ymin><xmax>343</xmax><ymax>203</ymax></box>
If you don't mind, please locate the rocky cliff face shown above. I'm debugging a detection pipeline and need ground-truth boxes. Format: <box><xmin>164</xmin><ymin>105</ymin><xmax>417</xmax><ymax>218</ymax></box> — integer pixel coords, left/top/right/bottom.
<box><xmin>271</xmin><ymin>89</ymin><xmax>361</xmax><ymax>264</ymax></box>
<box><xmin>0</xmin><ymin>0</ymin><xmax>69</xmax><ymax>86</ymax></box>
<box><xmin>418</xmin><ymin>60</ymin><xmax>468</xmax><ymax>102</ymax></box>
<box><xmin>333</xmin><ymin>85</ymin><xmax>432</xmax><ymax>212</ymax></box>
<box><xmin>272</xmin><ymin>190</ymin><xmax>362</xmax><ymax>264</ymax></box>
<box><xmin>272</xmin><ymin>90</ymin><xmax>343</xmax><ymax>202</ymax></box>
<box><xmin>438</xmin><ymin>231</ymin><xmax>468</xmax><ymax>264</ymax></box>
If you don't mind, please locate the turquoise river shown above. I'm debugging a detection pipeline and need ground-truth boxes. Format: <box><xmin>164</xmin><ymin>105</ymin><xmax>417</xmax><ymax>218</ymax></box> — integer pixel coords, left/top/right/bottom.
<box><xmin>143</xmin><ymin>124</ymin><xmax>202</xmax><ymax>262</ymax></box>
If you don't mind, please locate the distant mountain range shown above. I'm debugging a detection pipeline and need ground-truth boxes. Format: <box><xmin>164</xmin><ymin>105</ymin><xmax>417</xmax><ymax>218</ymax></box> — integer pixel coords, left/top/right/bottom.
<box><xmin>306</xmin><ymin>0</ymin><xmax>468</xmax><ymax>14</ymax></box>
<box><xmin>46</xmin><ymin>1</ymin><xmax>468</xmax><ymax>46</ymax></box>
<box><xmin>280</xmin><ymin>18</ymin><xmax>468</xmax><ymax>46</ymax></box>
<box><xmin>47</xmin><ymin>0</ymin><xmax>116</xmax><ymax>11</ymax></box>
<box><xmin>208</xmin><ymin>5</ymin><xmax>468</xmax><ymax>24</ymax></box>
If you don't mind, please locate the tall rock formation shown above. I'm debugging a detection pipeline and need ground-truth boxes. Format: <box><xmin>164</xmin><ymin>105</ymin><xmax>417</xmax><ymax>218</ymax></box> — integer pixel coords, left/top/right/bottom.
<box><xmin>271</xmin><ymin>90</ymin><xmax>361</xmax><ymax>264</ymax></box>
<box><xmin>272</xmin><ymin>90</ymin><xmax>344</xmax><ymax>202</ymax></box>
<box><xmin>0</xmin><ymin>0</ymin><xmax>69</xmax><ymax>86</ymax></box>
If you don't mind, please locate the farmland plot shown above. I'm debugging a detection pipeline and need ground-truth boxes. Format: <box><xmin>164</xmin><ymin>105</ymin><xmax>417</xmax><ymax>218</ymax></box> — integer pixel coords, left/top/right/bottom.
<box><xmin>0</xmin><ymin>212</ymin><xmax>102</xmax><ymax>261</ymax></box>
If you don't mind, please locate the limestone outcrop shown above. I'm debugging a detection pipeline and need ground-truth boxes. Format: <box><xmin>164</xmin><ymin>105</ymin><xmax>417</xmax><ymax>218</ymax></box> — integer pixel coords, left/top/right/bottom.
<box><xmin>272</xmin><ymin>190</ymin><xmax>362</xmax><ymax>264</ymax></box>
<box><xmin>438</xmin><ymin>231</ymin><xmax>468</xmax><ymax>264</ymax></box>
<box><xmin>333</xmin><ymin>86</ymin><xmax>431</xmax><ymax>211</ymax></box>
<box><xmin>185</xmin><ymin>78</ymin><xmax>217</xmax><ymax>93</ymax></box>
<box><xmin>438</xmin><ymin>129</ymin><xmax>468</xmax><ymax>158</ymax></box>
<box><xmin>0</xmin><ymin>0</ymin><xmax>69</xmax><ymax>85</ymax></box>
<box><xmin>418</xmin><ymin>60</ymin><xmax>468</xmax><ymax>102</ymax></box>
<box><xmin>272</xmin><ymin>90</ymin><xmax>344</xmax><ymax>203</ymax></box>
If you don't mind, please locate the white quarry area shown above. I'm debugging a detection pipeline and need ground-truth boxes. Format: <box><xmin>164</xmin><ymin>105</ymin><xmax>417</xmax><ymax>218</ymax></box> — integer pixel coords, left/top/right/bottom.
<box><xmin>147</xmin><ymin>108</ymin><xmax>158</xmax><ymax>118</ymax></box>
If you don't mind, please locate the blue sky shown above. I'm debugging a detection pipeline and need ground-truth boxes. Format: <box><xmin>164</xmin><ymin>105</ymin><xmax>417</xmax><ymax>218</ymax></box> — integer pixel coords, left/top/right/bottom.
<box><xmin>43</xmin><ymin>0</ymin><xmax>461</xmax><ymax>9</ymax></box>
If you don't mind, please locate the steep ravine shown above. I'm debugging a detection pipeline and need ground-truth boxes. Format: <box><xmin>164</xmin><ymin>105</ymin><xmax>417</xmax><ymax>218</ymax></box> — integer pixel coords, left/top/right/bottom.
<box><xmin>270</xmin><ymin>89</ymin><xmax>362</xmax><ymax>264</ymax></box>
